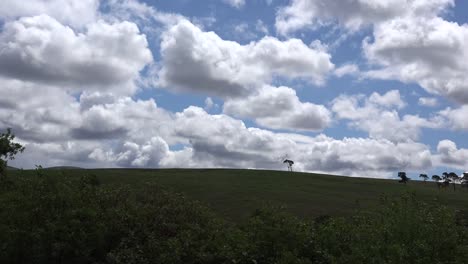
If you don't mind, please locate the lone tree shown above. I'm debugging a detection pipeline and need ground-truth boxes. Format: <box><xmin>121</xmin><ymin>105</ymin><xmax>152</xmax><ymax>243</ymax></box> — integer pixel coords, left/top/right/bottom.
<box><xmin>398</xmin><ymin>171</ymin><xmax>410</xmax><ymax>184</ymax></box>
<box><xmin>419</xmin><ymin>173</ymin><xmax>429</xmax><ymax>183</ymax></box>
<box><xmin>0</xmin><ymin>128</ymin><xmax>25</xmax><ymax>178</ymax></box>
<box><xmin>283</xmin><ymin>159</ymin><xmax>294</xmax><ymax>172</ymax></box>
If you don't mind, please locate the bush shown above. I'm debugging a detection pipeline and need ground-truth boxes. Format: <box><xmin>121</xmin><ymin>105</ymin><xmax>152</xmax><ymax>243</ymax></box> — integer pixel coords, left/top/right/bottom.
<box><xmin>316</xmin><ymin>193</ymin><xmax>468</xmax><ymax>264</ymax></box>
<box><xmin>0</xmin><ymin>173</ymin><xmax>236</xmax><ymax>264</ymax></box>
<box><xmin>238</xmin><ymin>207</ymin><xmax>321</xmax><ymax>264</ymax></box>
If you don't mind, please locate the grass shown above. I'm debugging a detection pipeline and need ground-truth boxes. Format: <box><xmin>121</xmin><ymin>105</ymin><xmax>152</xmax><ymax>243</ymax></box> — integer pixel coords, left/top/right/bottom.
<box><xmin>9</xmin><ymin>168</ymin><xmax>468</xmax><ymax>222</ymax></box>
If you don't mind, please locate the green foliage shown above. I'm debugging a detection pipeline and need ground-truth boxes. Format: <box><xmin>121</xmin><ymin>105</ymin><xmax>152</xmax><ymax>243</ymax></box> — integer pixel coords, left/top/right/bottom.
<box><xmin>0</xmin><ymin>172</ymin><xmax>236</xmax><ymax>264</ymax></box>
<box><xmin>419</xmin><ymin>174</ymin><xmax>428</xmax><ymax>182</ymax></box>
<box><xmin>1</xmin><ymin>171</ymin><xmax>467</xmax><ymax>264</ymax></box>
<box><xmin>397</xmin><ymin>172</ymin><xmax>410</xmax><ymax>184</ymax></box>
<box><xmin>316</xmin><ymin>193</ymin><xmax>468</xmax><ymax>264</ymax></box>
<box><xmin>238</xmin><ymin>207</ymin><xmax>321</xmax><ymax>264</ymax></box>
<box><xmin>0</xmin><ymin>128</ymin><xmax>25</xmax><ymax>177</ymax></box>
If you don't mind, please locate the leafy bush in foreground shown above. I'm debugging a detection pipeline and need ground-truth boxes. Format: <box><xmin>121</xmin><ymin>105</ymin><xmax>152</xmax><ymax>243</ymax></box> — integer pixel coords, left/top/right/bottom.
<box><xmin>1</xmin><ymin>172</ymin><xmax>467</xmax><ymax>264</ymax></box>
<box><xmin>316</xmin><ymin>194</ymin><xmax>468</xmax><ymax>264</ymax></box>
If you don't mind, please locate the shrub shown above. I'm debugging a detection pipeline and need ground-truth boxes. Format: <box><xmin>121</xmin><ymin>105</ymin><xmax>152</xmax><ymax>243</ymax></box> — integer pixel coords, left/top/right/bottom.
<box><xmin>316</xmin><ymin>193</ymin><xmax>468</xmax><ymax>264</ymax></box>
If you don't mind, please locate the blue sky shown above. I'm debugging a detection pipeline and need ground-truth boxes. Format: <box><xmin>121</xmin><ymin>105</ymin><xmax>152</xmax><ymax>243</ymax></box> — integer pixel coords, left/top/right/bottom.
<box><xmin>1</xmin><ymin>0</ymin><xmax>467</xmax><ymax>179</ymax></box>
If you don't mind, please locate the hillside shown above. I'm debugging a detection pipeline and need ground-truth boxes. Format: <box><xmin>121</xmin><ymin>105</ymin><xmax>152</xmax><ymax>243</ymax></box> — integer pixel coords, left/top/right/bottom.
<box><xmin>10</xmin><ymin>168</ymin><xmax>468</xmax><ymax>221</ymax></box>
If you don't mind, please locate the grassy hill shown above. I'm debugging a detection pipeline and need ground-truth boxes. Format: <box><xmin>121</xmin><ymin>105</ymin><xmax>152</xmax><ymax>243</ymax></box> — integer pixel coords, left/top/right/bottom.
<box><xmin>10</xmin><ymin>168</ymin><xmax>468</xmax><ymax>221</ymax></box>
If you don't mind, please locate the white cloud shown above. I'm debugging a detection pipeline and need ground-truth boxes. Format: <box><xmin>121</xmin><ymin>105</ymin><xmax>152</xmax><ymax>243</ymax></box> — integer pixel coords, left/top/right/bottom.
<box><xmin>93</xmin><ymin>137</ymin><xmax>170</xmax><ymax>167</ymax></box>
<box><xmin>0</xmin><ymin>0</ymin><xmax>99</xmax><ymax>28</ymax></box>
<box><xmin>103</xmin><ymin>0</ymin><xmax>185</xmax><ymax>29</ymax></box>
<box><xmin>167</xmin><ymin>107</ymin><xmax>433</xmax><ymax>176</ymax></box>
<box><xmin>223</xmin><ymin>0</ymin><xmax>246</xmax><ymax>9</ymax></box>
<box><xmin>275</xmin><ymin>0</ymin><xmax>453</xmax><ymax>35</ymax></box>
<box><xmin>364</xmin><ymin>16</ymin><xmax>468</xmax><ymax>104</ymax></box>
<box><xmin>255</xmin><ymin>20</ymin><xmax>269</xmax><ymax>35</ymax></box>
<box><xmin>368</xmin><ymin>90</ymin><xmax>406</xmax><ymax>109</ymax></box>
<box><xmin>435</xmin><ymin>140</ymin><xmax>468</xmax><ymax>169</ymax></box>
<box><xmin>0</xmin><ymin>15</ymin><xmax>153</xmax><ymax>94</ymax></box>
<box><xmin>438</xmin><ymin>106</ymin><xmax>468</xmax><ymax>130</ymax></box>
<box><xmin>0</xmin><ymin>78</ymin><xmax>80</xmax><ymax>143</ymax></box>
<box><xmin>224</xmin><ymin>85</ymin><xmax>331</xmax><ymax>131</ymax></box>
<box><xmin>418</xmin><ymin>97</ymin><xmax>439</xmax><ymax>107</ymax></box>
<box><xmin>158</xmin><ymin>19</ymin><xmax>334</xmax><ymax>98</ymax></box>
<box><xmin>334</xmin><ymin>64</ymin><xmax>359</xmax><ymax>77</ymax></box>
<box><xmin>1</xmin><ymin>0</ymin><xmax>464</xmax><ymax>178</ymax></box>
<box><xmin>275</xmin><ymin>0</ymin><xmax>468</xmax><ymax>104</ymax></box>
<box><xmin>331</xmin><ymin>90</ymin><xmax>440</xmax><ymax>142</ymax></box>
<box><xmin>204</xmin><ymin>97</ymin><xmax>218</xmax><ymax>111</ymax></box>
<box><xmin>5</xmin><ymin>97</ymin><xmax>433</xmax><ymax>177</ymax></box>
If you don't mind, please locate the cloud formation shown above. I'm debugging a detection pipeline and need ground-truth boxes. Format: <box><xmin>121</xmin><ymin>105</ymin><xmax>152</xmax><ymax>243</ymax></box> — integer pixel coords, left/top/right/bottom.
<box><xmin>1</xmin><ymin>0</ymin><xmax>466</xmax><ymax>178</ymax></box>
<box><xmin>275</xmin><ymin>0</ymin><xmax>453</xmax><ymax>35</ymax></box>
<box><xmin>331</xmin><ymin>90</ymin><xmax>441</xmax><ymax>142</ymax></box>
<box><xmin>224</xmin><ymin>86</ymin><xmax>331</xmax><ymax>131</ymax></box>
<box><xmin>0</xmin><ymin>15</ymin><xmax>152</xmax><ymax>94</ymax></box>
<box><xmin>159</xmin><ymin>20</ymin><xmax>334</xmax><ymax>98</ymax></box>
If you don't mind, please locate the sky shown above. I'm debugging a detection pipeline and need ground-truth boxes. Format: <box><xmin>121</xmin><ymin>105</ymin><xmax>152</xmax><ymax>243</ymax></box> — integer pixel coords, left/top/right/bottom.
<box><xmin>1</xmin><ymin>0</ymin><xmax>467</xmax><ymax>179</ymax></box>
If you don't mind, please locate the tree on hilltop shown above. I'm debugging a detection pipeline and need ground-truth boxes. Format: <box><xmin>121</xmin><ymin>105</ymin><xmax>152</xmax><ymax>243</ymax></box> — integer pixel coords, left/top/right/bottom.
<box><xmin>398</xmin><ymin>172</ymin><xmax>410</xmax><ymax>184</ymax></box>
<box><xmin>283</xmin><ymin>159</ymin><xmax>294</xmax><ymax>172</ymax></box>
<box><xmin>419</xmin><ymin>174</ymin><xmax>428</xmax><ymax>183</ymax></box>
<box><xmin>432</xmin><ymin>175</ymin><xmax>442</xmax><ymax>182</ymax></box>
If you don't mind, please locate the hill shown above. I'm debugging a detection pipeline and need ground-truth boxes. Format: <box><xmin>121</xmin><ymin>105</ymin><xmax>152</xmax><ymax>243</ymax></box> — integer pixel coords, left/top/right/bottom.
<box><xmin>10</xmin><ymin>168</ymin><xmax>468</xmax><ymax>221</ymax></box>
<box><xmin>44</xmin><ymin>166</ymin><xmax>83</xmax><ymax>170</ymax></box>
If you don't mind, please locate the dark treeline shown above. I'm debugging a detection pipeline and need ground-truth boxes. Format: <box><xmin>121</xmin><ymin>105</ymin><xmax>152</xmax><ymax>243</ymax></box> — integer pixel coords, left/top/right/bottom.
<box><xmin>1</xmin><ymin>170</ymin><xmax>467</xmax><ymax>264</ymax></box>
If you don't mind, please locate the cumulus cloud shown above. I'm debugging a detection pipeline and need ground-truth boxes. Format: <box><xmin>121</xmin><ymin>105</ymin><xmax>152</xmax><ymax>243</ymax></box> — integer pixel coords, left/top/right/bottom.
<box><xmin>1</xmin><ymin>0</ymin><xmax>463</xmax><ymax>178</ymax></box>
<box><xmin>0</xmin><ymin>0</ymin><xmax>99</xmax><ymax>28</ymax></box>
<box><xmin>166</xmin><ymin>107</ymin><xmax>433</xmax><ymax>176</ymax></box>
<box><xmin>276</xmin><ymin>0</ymin><xmax>468</xmax><ymax>104</ymax></box>
<box><xmin>438</xmin><ymin>106</ymin><xmax>468</xmax><ymax>130</ymax></box>
<box><xmin>363</xmin><ymin>16</ymin><xmax>468</xmax><ymax>104</ymax></box>
<box><xmin>0</xmin><ymin>78</ymin><xmax>80</xmax><ymax>143</ymax></box>
<box><xmin>0</xmin><ymin>15</ymin><xmax>152</xmax><ymax>94</ymax></box>
<box><xmin>275</xmin><ymin>0</ymin><xmax>453</xmax><ymax>35</ymax></box>
<box><xmin>435</xmin><ymin>140</ymin><xmax>468</xmax><ymax>169</ymax></box>
<box><xmin>224</xmin><ymin>86</ymin><xmax>331</xmax><ymax>131</ymax></box>
<box><xmin>158</xmin><ymin>19</ymin><xmax>334</xmax><ymax>98</ymax></box>
<box><xmin>331</xmin><ymin>90</ymin><xmax>441</xmax><ymax>142</ymax></box>
<box><xmin>7</xmin><ymin>99</ymin><xmax>434</xmax><ymax>177</ymax></box>
<box><xmin>90</xmin><ymin>137</ymin><xmax>170</xmax><ymax>167</ymax></box>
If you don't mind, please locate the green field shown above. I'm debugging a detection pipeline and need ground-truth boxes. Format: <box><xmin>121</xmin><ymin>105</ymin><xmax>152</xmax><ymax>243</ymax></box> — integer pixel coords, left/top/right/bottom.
<box><xmin>12</xmin><ymin>168</ymin><xmax>468</xmax><ymax>221</ymax></box>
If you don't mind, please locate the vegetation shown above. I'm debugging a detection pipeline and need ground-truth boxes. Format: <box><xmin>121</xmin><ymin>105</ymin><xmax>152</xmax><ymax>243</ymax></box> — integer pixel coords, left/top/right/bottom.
<box><xmin>397</xmin><ymin>171</ymin><xmax>410</xmax><ymax>184</ymax></box>
<box><xmin>0</xmin><ymin>128</ymin><xmax>24</xmax><ymax>178</ymax></box>
<box><xmin>419</xmin><ymin>173</ymin><xmax>428</xmax><ymax>183</ymax></box>
<box><xmin>1</xmin><ymin>170</ymin><xmax>467</xmax><ymax>264</ymax></box>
